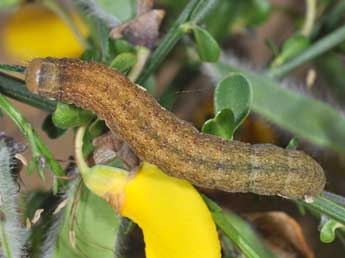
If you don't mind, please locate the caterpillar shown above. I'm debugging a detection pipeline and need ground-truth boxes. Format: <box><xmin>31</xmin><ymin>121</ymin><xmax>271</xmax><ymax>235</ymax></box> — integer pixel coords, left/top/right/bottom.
<box><xmin>25</xmin><ymin>58</ymin><xmax>326</xmax><ymax>199</ymax></box>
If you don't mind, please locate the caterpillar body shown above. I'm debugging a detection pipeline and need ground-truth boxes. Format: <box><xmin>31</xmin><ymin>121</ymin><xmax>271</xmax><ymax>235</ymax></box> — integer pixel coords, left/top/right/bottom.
<box><xmin>25</xmin><ymin>58</ymin><xmax>326</xmax><ymax>199</ymax></box>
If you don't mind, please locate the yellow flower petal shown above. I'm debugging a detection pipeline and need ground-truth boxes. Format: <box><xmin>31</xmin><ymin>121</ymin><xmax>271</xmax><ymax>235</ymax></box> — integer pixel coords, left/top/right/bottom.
<box><xmin>121</xmin><ymin>162</ymin><xmax>221</xmax><ymax>258</ymax></box>
<box><xmin>3</xmin><ymin>4</ymin><xmax>87</xmax><ymax>61</ymax></box>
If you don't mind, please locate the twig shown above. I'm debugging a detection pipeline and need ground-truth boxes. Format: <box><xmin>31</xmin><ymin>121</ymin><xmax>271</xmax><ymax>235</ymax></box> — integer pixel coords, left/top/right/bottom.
<box><xmin>0</xmin><ymin>72</ymin><xmax>56</xmax><ymax>112</ymax></box>
<box><xmin>302</xmin><ymin>0</ymin><xmax>316</xmax><ymax>37</ymax></box>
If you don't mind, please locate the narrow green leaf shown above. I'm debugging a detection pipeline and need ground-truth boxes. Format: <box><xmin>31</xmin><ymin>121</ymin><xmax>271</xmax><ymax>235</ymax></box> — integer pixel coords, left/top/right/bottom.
<box><xmin>271</xmin><ymin>34</ymin><xmax>310</xmax><ymax>67</ymax></box>
<box><xmin>206</xmin><ymin>60</ymin><xmax>345</xmax><ymax>153</ymax></box>
<box><xmin>193</xmin><ymin>26</ymin><xmax>220</xmax><ymax>62</ymax></box>
<box><xmin>88</xmin><ymin>119</ymin><xmax>108</xmax><ymax>138</ymax></box>
<box><xmin>52</xmin><ymin>103</ymin><xmax>95</xmax><ymax>129</ymax></box>
<box><xmin>320</xmin><ymin>218</ymin><xmax>345</xmax><ymax>243</ymax></box>
<box><xmin>286</xmin><ymin>138</ymin><xmax>299</xmax><ymax>150</ymax></box>
<box><xmin>0</xmin><ymin>64</ymin><xmax>25</xmax><ymax>74</ymax></box>
<box><xmin>80</xmin><ymin>48</ymin><xmax>102</xmax><ymax>62</ymax></box>
<box><xmin>302</xmin><ymin>192</ymin><xmax>345</xmax><ymax>224</ymax></box>
<box><xmin>269</xmin><ymin>25</ymin><xmax>345</xmax><ymax>78</ymax></box>
<box><xmin>296</xmin><ymin>191</ymin><xmax>345</xmax><ymax>243</ymax></box>
<box><xmin>42</xmin><ymin>115</ymin><xmax>67</xmax><ymax>139</ymax></box>
<box><xmin>0</xmin><ymin>73</ymin><xmax>56</xmax><ymax>112</ymax></box>
<box><xmin>110</xmin><ymin>52</ymin><xmax>137</xmax><ymax>73</ymax></box>
<box><xmin>316</xmin><ymin>53</ymin><xmax>345</xmax><ymax>104</ymax></box>
<box><xmin>215</xmin><ymin>73</ymin><xmax>252</xmax><ymax>129</ymax></box>
<box><xmin>202</xmin><ymin>109</ymin><xmax>235</xmax><ymax>140</ymax></box>
<box><xmin>111</xmin><ymin>39</ymin><xmax>135</xmax><ymax>54</ymax></box>
<box><xmin>203</xmin><ymin>196</ymin><xmax>276</xmax><ymax>258</ymax></box>
<box><xmin>240</xmin><ymin>0</ymin><xmax>271</xmax><ymax>26</ymax></box>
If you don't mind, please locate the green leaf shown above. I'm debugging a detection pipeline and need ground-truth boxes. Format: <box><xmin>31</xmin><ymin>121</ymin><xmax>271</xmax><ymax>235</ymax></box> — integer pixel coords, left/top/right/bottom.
<box><xmin>215</xmin><ymin>73</ymin><xmax>252</xmax><ymax>130</ymax></box>
<box><xmin>202</xmin><ymin>109</ymin><xmax>235</xmax><ymax>140</ymax></box>
<box><xmin>0</xmin><ymin>64</ymin><xmax>25</xmax><ymax>73</ymax></box>
<box><xmin>286</xmin><ymin>138</ymin><xmax>299</xmax><ymax>150</ymax></box>
<box><xmin>297</xmin><ymin>191</ymin><xmax>345</xmax><ymax>243</ymax></box>
<box><xmin>50</xmin><ymin>183</ymin><xmax>121</xmax><ymax>258</ymax></box>
<box><xmin>42</xmin><ymin>115</ymin><xmax>67</xmax><ymax>139</ymax></box>
<box><xmin>301</xmin><ymin>192</ymin><xmax>345</xmax><ymax>224</ymax></box>
<box><xmin>111</xmin><ymin>39</ymin><xmax>135</xmax><ymax>54</ymax></box>
<box><xmin>80</xmin><ymin>48</ymin><xmax>102</xmax><ymax>62</ymax></box>
<box><xmin>88</xmin><ymin>119</ymin><xmax>108</xmax><ymax>138</ymax></box>
<box><xmin>207</xmin><ymin>60</ymin><xmax>345</xmax><ymax>153</ymax></box>
<box><xmin>110</xmin><ymin>52</ymin><xmax>137</xmax><ymax>73</ymax></box>
<box><xmin>232</xmin><ymin>0</ymin><xmax>271</xmax><ymax>28</ymax></box>
<box><xmin>271</xmin><ymin>34</ymin><xmax>310</xmax><ymax>67</ymax></box>
<box><xmin>320</xmin><ymin>218</ymin><xmax>345</xmax><ymax>243</ymax></box>
<box><xmin>0</xmin><ymin>72</ymin><xmax>56</xmax><ymax>112</ymax></box>
<box><xmin>52</xmin><ymin>103</ymin><xmax>95</xmax><ymax>129</ymax></box>
<box><xmin>269</xmin><ymin>25</ymin><xmax>345</xmax><ymax>78</ymax></box>
<box><xmin>203</xmin><ymin>196</ymin><xmax>276</xmax><ymax>258</ymax></box>
<box><xmin>193</xmin><ymin>26</ymin><xmax>220</xmax><ymax>62</ymax></box>
<box><xmin>316</xmin><ymin>53</ymin><xmax>345</xmax><ymax>104</ymax></box>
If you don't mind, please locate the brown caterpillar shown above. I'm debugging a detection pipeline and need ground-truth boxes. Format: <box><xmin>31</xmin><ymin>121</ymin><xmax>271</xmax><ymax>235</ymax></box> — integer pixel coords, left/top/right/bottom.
<box><xmin>25</xmin><ymin>58</ymin><xmax>326</xmax><ymax>199</ymax></box>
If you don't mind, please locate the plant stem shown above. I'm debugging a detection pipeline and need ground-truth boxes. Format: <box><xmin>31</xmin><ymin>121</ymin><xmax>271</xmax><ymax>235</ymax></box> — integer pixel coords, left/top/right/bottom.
<box><xmin>302</xmin><ymin>0</ymin><xmax>316</xmax><ymax>37</ymax></box>
<box><xmin>75</xmin><ymin>126</ymin><xmax>89</xmax><ymax>175</ymax></box>
<box><xmin>136</xmin><ymin>0</ymin><xmax>211</xmax><ymax>84</ymax></box>
<box><xmin>0</xmin><ymin>94</ymin><xmax>65</xmax><ymax>179</ymax></box>
<box><xmin>0</xmin><ymin>64</ymin><xmax>25</xmax><ymax>73</ymax></box>
<box><xmin>269</xmin><ymin>25</ymin><xmax>345</xmax><ymax>78</ymax></box>
<box><xmin>128</xmin><ymin>47</ymin><xmax>150</xmax><ymax>82</ymax></box>
<box><xmin>0</xmin><ymin>72</ymin><xmax>56</xmax><ymax>112</ymax></box>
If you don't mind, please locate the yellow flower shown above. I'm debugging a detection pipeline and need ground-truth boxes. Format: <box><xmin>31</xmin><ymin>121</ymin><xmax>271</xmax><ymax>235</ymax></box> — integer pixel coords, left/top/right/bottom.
<box><xmin>3</xmin><ymin>3</ymin><xmax>87</xmax><ymax>61</ymax></box>
<box><xmin>75</xmin><ymin>127</ymin><xmax>221</xmax><ymax>258</ymax></box>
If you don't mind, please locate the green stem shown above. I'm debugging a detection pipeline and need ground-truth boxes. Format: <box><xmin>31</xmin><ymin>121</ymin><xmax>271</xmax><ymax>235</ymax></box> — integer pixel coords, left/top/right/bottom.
<box><xmin>302</xmin><ymin>0</ymin><xmax>316</xmax><ymax>37</ymax></box>
<box><xmin>0</xmin><ymin>94</ymin><xmax>64</xmax><ymax>178</ymax></box>
<box><xmin>128</xmin><ymin>47</ymin><xmax>150</xmax><ymax>82</ymax></box>
<box><xmin>298</xmin><ymin>191</ymin><xmax>345</xmax><ymax>224</ymax></box>
<box><xmin>136</xmin><ymin>0</ymin><xmax>210</xmax><ymax>84</ymax></box>
<box><xmin>0</xmin><ymin>64</ymin><xmax>25</xmax><ymax>73</ymax></box>
<box><xmin>75</xmin><ymin>126</ymin><xmax>89</xmax><ymax>175</ymax></box>
<box><xmin>269</xmin><ymin>25</ymin><xmax>345</xmax><ymax>78</ymax></box>
<box><xmin>0</xmin><ymin>72</ymin><xmax>56</xmax><ymax>112</ymax></box>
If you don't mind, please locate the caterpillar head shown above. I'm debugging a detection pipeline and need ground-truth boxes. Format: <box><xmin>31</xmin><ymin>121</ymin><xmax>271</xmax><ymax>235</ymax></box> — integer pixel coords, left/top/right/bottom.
<box><xmin>25</xmin><ymin>58</ymin><xmax>62</xmax><ymax>99</ymax></box>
